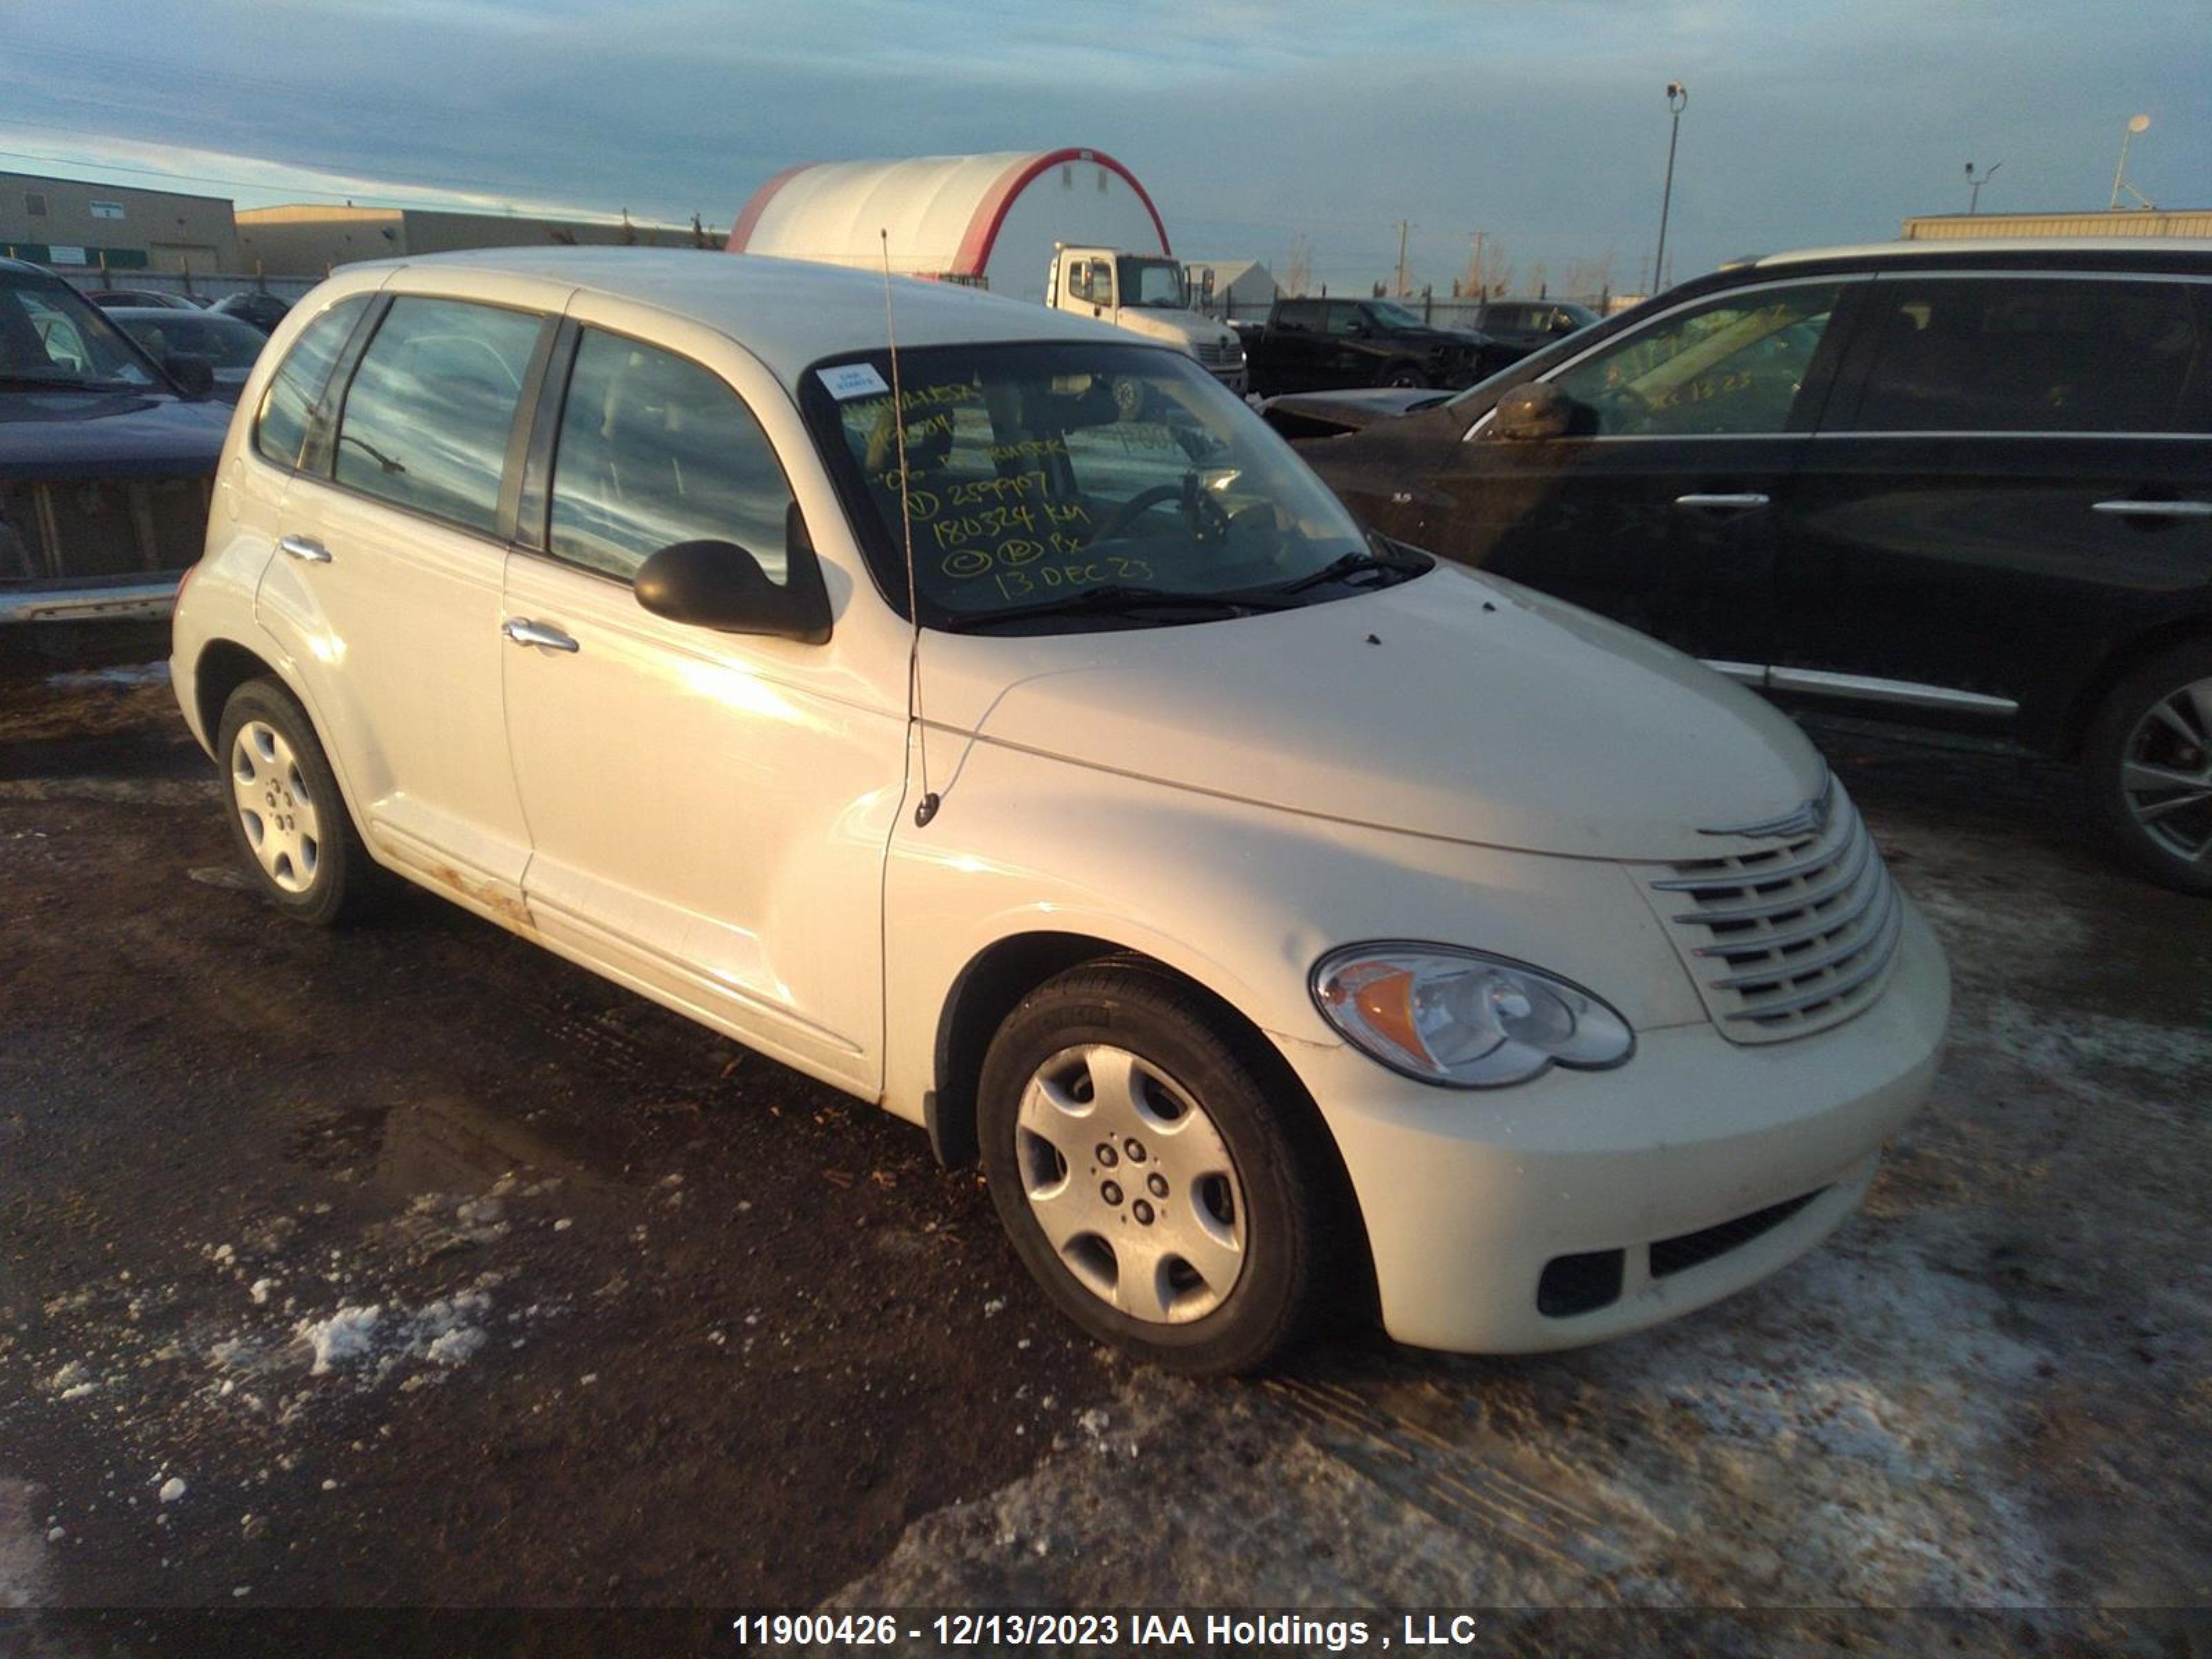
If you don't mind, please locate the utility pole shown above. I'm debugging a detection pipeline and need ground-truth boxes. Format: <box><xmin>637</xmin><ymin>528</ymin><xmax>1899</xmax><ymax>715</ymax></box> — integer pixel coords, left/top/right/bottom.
<box><xmin>1653</xmin><ymin>82</ymin><xmax>1688</xmax><ymax>297</ymax></box>
<box><xmin>1394</xmin><ymin>221</ymin><xmax>1411</xmax><ymax>297</ymax></box>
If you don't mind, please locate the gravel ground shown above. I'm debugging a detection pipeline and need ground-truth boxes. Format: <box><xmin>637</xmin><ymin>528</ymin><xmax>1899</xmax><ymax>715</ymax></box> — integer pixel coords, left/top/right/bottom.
<box><xmin>1</xmin><ymin>663</ymin><xmax>2207</xmax><ymax>1658</ymax></box>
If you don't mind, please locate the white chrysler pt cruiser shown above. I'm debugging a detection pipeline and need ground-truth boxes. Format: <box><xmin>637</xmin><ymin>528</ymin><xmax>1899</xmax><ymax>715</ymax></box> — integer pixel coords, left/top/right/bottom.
<box><xmin>172</xmin><ymin>249</ymin><xmax>1949</xmax><ymax>1374</ymax></box>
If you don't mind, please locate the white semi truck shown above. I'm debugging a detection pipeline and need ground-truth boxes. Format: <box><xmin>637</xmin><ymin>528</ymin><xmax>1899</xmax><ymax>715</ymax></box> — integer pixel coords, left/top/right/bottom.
<box><xmin>727</xmin><ymin>148</ymin><xmax>1246</xmax><ymax>395</ymax></box>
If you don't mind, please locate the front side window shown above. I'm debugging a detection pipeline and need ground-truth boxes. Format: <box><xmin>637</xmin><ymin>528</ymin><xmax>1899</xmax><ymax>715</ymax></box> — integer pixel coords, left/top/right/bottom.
<box><xmin>1273</xmin><ymin>301</ymin><xmax>1321</xmax><ymax>332</ymax></box>
<box><xmin>1842</xmin><ymin>277</ymin><xmax>2204</xmax><ymax>435</ymax></box>
<box><xmin>256</xmin><ymin>295</ymin><xmax>370</xmax><ymax>469</ymax></box>
<box><xmin>547</xmin><ymin>330</ymin><xmax>796</xmax><ymax>584</ymax></box>
<box><xmin>1545</xmin><ymin>281</ymin><xmax>1846</xmax><ymax>437</ymax></box>
<box><xmin>1115</xmin><ymin>258</ymin><xmax>1188</xmax><ymax>310</ymax></box>
<box><xmin>804</xmin><ymin>342</ymin><xmax>1387</xmax><ymax>631</ymax></box>
<box><xmin>332</xmin><ymin>297</ymin><xmax>542</xmax><ymax>534</ymax></box>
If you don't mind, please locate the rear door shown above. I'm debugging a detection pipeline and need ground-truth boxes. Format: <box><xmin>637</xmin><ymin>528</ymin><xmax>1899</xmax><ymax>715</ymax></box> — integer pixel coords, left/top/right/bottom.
<box><xmin>258</xmin><ymin>290</ymin><xmax>553</xmax><ymax>908</ymax></box>
<box><xmin>1388</xmin><ymin>274</ymin><xmax>1862</xmax><ymax>671</ymax></box>
<box><xmin>1773</xmin><ymin>270</ymin><xmax>2212</xmax><ymax>743</ymax></box>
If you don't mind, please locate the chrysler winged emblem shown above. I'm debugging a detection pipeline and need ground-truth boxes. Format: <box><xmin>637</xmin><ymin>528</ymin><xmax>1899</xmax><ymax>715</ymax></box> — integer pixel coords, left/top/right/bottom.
<box><xmin>1700</xmin><ymin>776</ymin><xmax>1834</xmax><ymax>840</ymax></box>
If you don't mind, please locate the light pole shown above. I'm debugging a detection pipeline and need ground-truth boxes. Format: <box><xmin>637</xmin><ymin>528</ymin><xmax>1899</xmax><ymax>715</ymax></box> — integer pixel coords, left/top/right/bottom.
<box><xmin>2110</xmin><ymin>114</ymin><xmax>2150</xmax><ymax>211</ymax></box>
<box><xmin>1965</xmin><ymin>160</ymin><xmax>2001</xmax><ymax>214</ymax></box>
<box><xmin>1653</xmin><ymin>82</ymin><xmax>1688</xmax><ymax>296</ymax></box>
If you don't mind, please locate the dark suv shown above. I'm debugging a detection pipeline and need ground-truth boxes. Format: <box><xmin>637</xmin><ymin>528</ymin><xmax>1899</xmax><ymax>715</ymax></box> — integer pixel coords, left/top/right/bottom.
<box><xmin>1276</xmin><ymin>239</ymin><xmax>2212</xmax><ymax>892</ymax></box>
<box><xmin>1472</xmin><ymin>297</ymin><xmax>1600</xmax><ymax>360</ymax></box>
<box><xmin>1243</xmin><ymin>297</ymin><xmax>1509</xmax><ymax>396</ymax></box>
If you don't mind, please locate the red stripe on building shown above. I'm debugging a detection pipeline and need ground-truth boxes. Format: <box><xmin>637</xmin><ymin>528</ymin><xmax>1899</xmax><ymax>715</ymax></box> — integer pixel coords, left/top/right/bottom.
<box><xmin>950</xmin><ymin>148</ymin><xmax>1172</xmax><ymax>279</ymax></box>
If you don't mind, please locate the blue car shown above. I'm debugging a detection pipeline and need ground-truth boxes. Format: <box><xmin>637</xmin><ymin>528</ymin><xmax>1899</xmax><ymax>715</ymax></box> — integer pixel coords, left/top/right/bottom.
<box><xmin>1</xmin><ymin>257</ymin><xmax>231</xmax><ymax>632</ymax></box>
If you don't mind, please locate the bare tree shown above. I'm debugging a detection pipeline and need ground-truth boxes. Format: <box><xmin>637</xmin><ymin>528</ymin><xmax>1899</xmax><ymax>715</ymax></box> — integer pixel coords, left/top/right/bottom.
<box><xmin>1281</xmin><ymin>234</ymin><xmax>1312</xmax><ymax>297</ymax></box>
<box><xmin>1561</xmin><ymin>250</ymin><xmax>1618</xmax><ymax>305</ymax></box>
<box><xmin>1465</xmin><ymin>238</ymin><xmax>1512</xmax><ymax>299</ymax></box>
<box><xmin>691</xmin><ymin>212</ymin><xmax>714</xmax><ymax>250</ymax></box>
<box><xmin>619</xmin><ymin>208</ymin><xmax>639</xmax><ymax>247</ymax></box>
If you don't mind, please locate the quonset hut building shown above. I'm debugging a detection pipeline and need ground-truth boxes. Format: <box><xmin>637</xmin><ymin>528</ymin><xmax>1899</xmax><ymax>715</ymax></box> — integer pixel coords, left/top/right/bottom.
<box><xmin>725</xmin><ymin>148</ymin><xmax>1172</xmax><ymax>303</ymax></box>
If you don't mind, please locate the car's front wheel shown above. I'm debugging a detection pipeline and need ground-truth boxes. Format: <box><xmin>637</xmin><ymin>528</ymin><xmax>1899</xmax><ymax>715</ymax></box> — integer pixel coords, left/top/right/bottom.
<box><xmin>216</xmin><ymin>678</ymin><xmax>384</xmax><ymax>926</ymax></box>
<box><xmin>2083</xmin><ymin>638</ymin><xmax>2212</xmax><ymax>895</ymax></box>
<box><xmin>1379</xmin><ymin>362</ymin><xmax>1430</xmax><ymax>389</ymax></box>
<box><xmin>977</xmin><ymin>963</ymin><xmax>1343</xmax><ymax>1374</ymax></box>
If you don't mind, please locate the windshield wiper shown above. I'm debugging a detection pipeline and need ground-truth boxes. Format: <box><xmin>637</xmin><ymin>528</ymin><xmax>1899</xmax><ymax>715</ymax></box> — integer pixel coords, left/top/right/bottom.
<box><xmin>939</xmin><ymin>583</ymin><xmax>1286</xmax><ymax>633</ymax></box>
<box><xmin>1273</xmin><ymin>534</ymin><xmax>1432</xmax><ymax>597</ymax></box>
<box><xmin>0</xmin><ymin>373</ymin><xmax>128</xmax><ymax>391</ymax></box>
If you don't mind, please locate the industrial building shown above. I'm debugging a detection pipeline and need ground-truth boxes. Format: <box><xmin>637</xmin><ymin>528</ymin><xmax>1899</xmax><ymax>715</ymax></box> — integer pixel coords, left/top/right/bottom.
<box><xmin>1902</xmin><ymin>209</ymin><xmax>2212</xmax><ymax>240</ymax></box>
<box><xmin>0</xmin><ymin>170</ymin><xmax>239</xmax><ymax>274</ymax></box>
<box><xmin>236</xmin><ymin>204</ymin><xmax>708</xmax><ymax>276</ymax></box>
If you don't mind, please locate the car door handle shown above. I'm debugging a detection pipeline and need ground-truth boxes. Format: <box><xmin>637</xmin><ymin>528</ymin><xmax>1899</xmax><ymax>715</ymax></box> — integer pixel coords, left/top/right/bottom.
<box><xmin>1674</xmin><ymin>493</ymin><xmax>1771</xmax><ymax>510</ymax></box>
<box><xmin>2092</xmin><ymin>499</ymin><xmax>2212</xmax><ymax>519</ymax></box>
<box><xmin>502</xmin><ymin>618</ymin><xmax>579</xmax><ymax>653</ymax></box>
<box><xmin>277</xmin><ymin>534</ymin><xmax>331</xmax><ymax>564</ymax></box>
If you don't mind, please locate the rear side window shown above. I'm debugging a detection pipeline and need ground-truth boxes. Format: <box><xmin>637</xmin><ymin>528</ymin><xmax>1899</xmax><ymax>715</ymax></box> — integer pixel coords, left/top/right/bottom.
<box><xmin>546</xmin><ymin>330</ymin><xmax>796</xmax><ymax>584</ymax></box>
<box><xmin>1842</xmin><ymin>277</ymin><xmax>2205</xmax><ymax>435</ymax></box>
<box><xmin>1274</xmin><ymin>301</ymin><xmax>1322</xmax><ymax>332</ymax></box>
<box><xmin>332</xmin><ymin>297</ymin><xmax>542</xmax><ymax>533</ymax></box>
<box><xmin>254</xmin><ymin>295</ymin><xmax>369</xmax><ymax>469</ymax></box>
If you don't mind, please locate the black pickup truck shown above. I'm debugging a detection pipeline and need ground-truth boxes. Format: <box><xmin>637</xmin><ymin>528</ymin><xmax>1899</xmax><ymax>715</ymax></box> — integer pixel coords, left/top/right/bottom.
<box><xmin>1239</xmin><ymin>297</ymin><xmax>1509</xmax><ymax>397</ymax></box>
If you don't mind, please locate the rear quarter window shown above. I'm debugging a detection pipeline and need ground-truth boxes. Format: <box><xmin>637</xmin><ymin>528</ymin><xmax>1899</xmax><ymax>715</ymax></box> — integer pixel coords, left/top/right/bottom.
<box><xmin>254</xmin><ymin>295</ymin><xmax>371</xmax><ymax>470</ymax></box>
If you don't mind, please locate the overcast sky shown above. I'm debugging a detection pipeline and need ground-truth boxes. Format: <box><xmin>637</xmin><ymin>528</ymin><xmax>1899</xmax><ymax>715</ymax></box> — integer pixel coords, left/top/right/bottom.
<box><xmin>5</xmin><ymin>0</ymin><xmax>2205</xmax><ymax>297</ymax></box>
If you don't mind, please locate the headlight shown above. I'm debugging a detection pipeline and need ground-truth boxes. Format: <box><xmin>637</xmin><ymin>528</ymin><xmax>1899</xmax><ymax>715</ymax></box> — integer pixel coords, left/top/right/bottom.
<box><xmin>1311</xmin><ymin>944</ymin><xmax>1634</xmax><ymax>1088</ymax></box>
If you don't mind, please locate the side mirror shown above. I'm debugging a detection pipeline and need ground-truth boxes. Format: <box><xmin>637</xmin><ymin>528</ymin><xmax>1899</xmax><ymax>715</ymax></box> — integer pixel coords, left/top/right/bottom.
<box><xmin>1490</xmin><ymin>381</ymin><xmax>1573</xmax><ymax>442</ymax></box>
<box><xmin>635</xmin><ymin>529</ymin><xmax>831</xmax><ymax>644</ymax></box>
<box><xmin>165</xmin><ymin>353</ymin><xmax>216</xmax><ymax>398</ymax></box>
<box><xmin>1346</xmin><ymin>321</ymin><xmax>1370</xmax><ymax>338</ymax></box>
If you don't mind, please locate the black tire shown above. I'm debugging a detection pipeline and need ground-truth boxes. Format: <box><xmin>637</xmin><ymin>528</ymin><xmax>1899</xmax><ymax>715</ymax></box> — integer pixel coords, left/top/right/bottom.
<box><xmin>2081</xmin><ymin>637</ymin><xmax>2212</xmax><ymax>896</ymax></box>
<box><xmin>1379</xmin><ymin>362</ymin><xmax>1430</xmax><ymax>389</ymax></box>
<box><xmin>977</xmin><ymin>962</ymin><xmax>1346</xmax><ymax>1375</ymax></box>
<box><xmin>214</xmin><ymin>677</ymin><xmax>387</xmax><ymax>926</ymax></box>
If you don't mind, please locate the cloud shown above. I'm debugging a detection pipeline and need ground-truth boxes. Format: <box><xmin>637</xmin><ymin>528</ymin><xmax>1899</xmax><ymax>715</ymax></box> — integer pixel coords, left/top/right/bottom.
<box><xmin>10</xmin><ymin>0</ymin><xmax>2207</xmax><ymax>292</ymax></box>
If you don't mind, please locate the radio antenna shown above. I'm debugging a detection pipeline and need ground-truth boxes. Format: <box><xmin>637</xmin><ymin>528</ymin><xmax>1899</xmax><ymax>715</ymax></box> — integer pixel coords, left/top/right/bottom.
<box><xmin>881</xmin><ymin>229</ymin><xmax>939</xmax><ymax>827</ymax></box>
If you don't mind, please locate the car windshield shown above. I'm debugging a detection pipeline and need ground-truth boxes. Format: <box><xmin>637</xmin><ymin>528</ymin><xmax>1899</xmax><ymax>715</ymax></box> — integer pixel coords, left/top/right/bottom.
<box><xmin>1367</xmin><ymin>301</ymin><xmax>1427</xmax><ymax>330</ymax></box>
<box><xmin>804</xmin><ymin>341</ymin><xmax>1407</xmax><ymax>631</ymax></box>
<box><xmin>0</xmin><ymin>274</ymin><xmax>158</xmax><ymax>388</ymax></box>
<box><xmin>1115</xmin><ymin>258</ymin><xmax>1188</xmax><ymax>310</ymax></box>
<box><xmin>115</xmin><ymin>312</ymin><xmax>269</xmax><ymax>371</ymax></box>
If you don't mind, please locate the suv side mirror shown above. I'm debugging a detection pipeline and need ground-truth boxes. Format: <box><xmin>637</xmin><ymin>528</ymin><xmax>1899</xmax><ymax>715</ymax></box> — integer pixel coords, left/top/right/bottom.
<box><xmin>1490</xmin><ymin>381</ymin><xmax>1572</xmax><ymax>441</ymax></box>
<box><xmin>165</xmin><ymin>353</ymin><xmax>216</xmax><ymax>398</ymax></box>
<box><xmin>635</xmin><ymin>532</ymin><xmax>832</xmax><ymax>644</ymax></box>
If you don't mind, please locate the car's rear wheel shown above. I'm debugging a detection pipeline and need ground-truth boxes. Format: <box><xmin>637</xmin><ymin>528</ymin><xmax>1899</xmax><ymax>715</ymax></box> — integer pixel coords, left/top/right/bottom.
<box><xmin>216</xmin><ymin>678</ymin><xmax>384</xmax><ymax>926</ymax></box>
<box><xmin>977</xmin><ymin>963</ymin><xmax>1342</xmax><ymax>1375</ymax></box>
<box><xmin>2083</xmin><ymin>639</ymin><xmax>2212</xmax><ymax>895</ymax></box>
<box><xmin>1380</xmin><ymin>362</ymin><xmax>1430</xmax><ymax>389</ymax></box>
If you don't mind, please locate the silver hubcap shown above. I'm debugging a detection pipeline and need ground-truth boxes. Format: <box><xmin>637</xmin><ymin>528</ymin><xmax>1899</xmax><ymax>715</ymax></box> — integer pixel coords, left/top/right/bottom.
<box><xmin>230</xmin><ymin>720</ymin><xmax>322</xmax><ymax>894</ymax></box>
<box><xmin>1014</xmin><ymin>1044</ymin><xmax>1246</xmax><ymax>1325</ymax></box>
<box><xmin>2121</xmin><ymin>675</ymin><xmax>2212</xmax><ymax>865</ymax></box>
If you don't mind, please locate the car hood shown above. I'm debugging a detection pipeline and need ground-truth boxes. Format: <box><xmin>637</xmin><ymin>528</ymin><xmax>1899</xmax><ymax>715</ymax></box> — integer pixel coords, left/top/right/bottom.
<box><xmin>923</xmin><ymin>563</ymin><xmax>1826</xmax><ymax>861</ymax></box>
<box><xmin>0</xmin><ymin>388</ymin><xmax>230</xmax><ymax>481</ymax></box>
<box><xmin>1261</xmin><ymin>386</ymin><xmax>1450</xmax><ymax>431</ymax></box>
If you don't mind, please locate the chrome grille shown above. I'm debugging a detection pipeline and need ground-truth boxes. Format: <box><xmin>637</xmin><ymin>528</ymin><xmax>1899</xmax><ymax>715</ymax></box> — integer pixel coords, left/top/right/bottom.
<box><xmin>0</xmin><ymin>476</ymin><xmax>212</xmax><ymax>583</ymax></box>
<box><xmin>1647</xmin><ymin>779</ymin><xmax>1903</xmax><ymax>1044</ymax></box>
<box><xmin>1193</xmin><ymin>338</ymin><xmax>1244</xmax><ymax>368</ymax></box>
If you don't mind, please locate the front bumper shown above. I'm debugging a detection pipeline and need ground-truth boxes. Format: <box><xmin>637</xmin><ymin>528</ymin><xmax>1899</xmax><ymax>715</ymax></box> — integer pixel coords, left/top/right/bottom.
<box><xmin>1285</xmin><ymin>895</ymin><xmax>1949</xmax><ymax>1353</ymax></box>
<box><xmin>0</xmin><ymin>573</ymin><xmax>181</xmax><ymax>624</ymax></box>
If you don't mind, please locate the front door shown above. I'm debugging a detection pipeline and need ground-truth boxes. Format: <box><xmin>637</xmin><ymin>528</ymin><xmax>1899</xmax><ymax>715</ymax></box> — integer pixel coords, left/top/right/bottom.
<box><xmin>1380</xmin><ymin>276</ymin><xmax>1861</xmax><ymax>673</ymax></box>
<box><xmin>499</xmin><ymin>315</ymin><xmax>903</xmax><ymax>1091</ymax></box>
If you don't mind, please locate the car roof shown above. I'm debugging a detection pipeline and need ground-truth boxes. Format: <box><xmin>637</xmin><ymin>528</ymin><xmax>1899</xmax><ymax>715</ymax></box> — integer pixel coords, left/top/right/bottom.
<box><xmin>1745</xmin><ymin>236</ymin><xmax>2212</xmax><ymax>270</ymax></box>
<box><xmin>337</xmin><ymin>247</ymin><xmax>1138</xmax><ymax>388</ymax></box>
